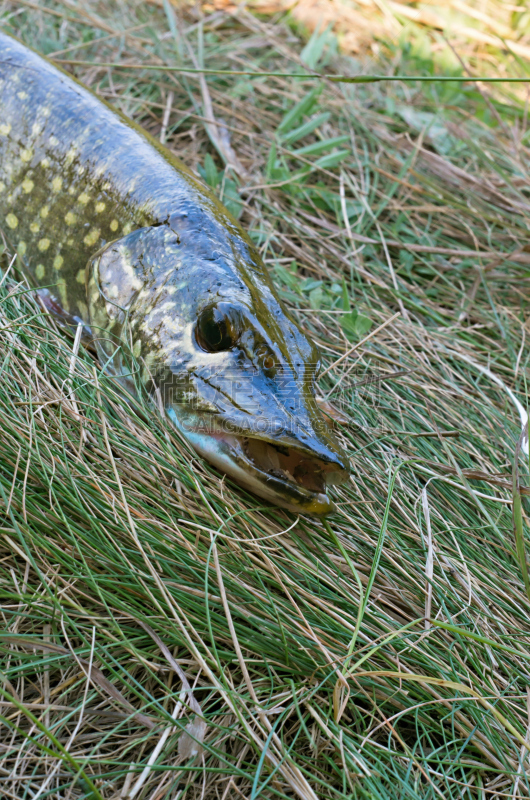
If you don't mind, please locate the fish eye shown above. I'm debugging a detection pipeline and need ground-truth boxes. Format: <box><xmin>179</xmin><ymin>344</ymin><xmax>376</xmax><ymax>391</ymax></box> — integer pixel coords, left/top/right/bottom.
<box><xmin>196</xmin><ymin>303</ymin><xmax>241</xmax><ymax>353</ymax></box>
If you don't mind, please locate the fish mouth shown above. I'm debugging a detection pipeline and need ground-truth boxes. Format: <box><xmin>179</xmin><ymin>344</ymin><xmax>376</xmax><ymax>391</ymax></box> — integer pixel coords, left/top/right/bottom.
<box><xmin>175</xmin><ymin>422</ymin><xmax>350</xmax><ymax>515</ymax></box>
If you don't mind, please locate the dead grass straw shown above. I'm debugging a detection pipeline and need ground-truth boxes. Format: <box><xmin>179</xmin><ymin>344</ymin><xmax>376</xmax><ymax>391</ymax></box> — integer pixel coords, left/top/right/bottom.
<box><xmin>1</xmin><ymin>1</ymin><xmax>530</xmax><ymax>797</ymax></box>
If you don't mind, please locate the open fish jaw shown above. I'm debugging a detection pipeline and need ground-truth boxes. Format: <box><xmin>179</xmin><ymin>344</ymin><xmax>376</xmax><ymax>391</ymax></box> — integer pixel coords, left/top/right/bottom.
<box><xmin>178</xmin><ymin>428</ymin><xmax>348</xmax><ymax>515</ymax></box>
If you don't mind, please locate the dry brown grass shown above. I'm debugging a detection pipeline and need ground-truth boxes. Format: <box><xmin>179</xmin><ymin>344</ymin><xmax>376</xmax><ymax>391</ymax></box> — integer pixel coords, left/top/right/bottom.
<box><xmin>1</xmin><ymin>0</ymin><xmax>530</xmax><ymax>798</ymax></box>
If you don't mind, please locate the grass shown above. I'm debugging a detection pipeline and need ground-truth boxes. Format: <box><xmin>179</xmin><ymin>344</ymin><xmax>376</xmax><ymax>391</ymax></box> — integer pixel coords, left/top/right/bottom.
<box><xmin>1</xmin><ymin>0</ymin><xmax>530</xmax><ymax>797</ymax></box>
<box><xmin>252</xmin><ymin>0</ymin><xmax>530</xmax><ymax>105</ymax></box>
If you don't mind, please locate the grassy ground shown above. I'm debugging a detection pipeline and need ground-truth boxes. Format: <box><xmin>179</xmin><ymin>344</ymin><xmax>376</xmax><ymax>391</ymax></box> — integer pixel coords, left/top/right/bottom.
<box><xmin>243</xmin><ymin>0</ymin><xmax>530</xmax><ymax>97</ymax></box>
<box><xmin>2</xmin><ymin>1</ymin><xmax>530</xmax><ymax>798</ymax></box>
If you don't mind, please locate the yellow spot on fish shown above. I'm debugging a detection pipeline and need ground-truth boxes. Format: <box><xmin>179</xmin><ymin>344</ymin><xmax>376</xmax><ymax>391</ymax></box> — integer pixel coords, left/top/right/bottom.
<box><xmin>65</xmin><ymin>212</ymin><xmax>76</xmax><ymax>225</ymax></box>
<box><xmin>30</xmin><ymin>221</ymin><xmax>40</xmax><ymax>233</ymax></box>
<box><xmin>18</xmin><ymin>241</ymin><xmax>26</xmax><ymax>256</ymax></box>
<box><xmin>53</xmin><ymin>254</ymin><xmax>64</xmax><ymax>269</ymax></box>
<box><xmin>22</xmin><ymin>178</ymin><xmax>34</xmax><ymax>193</ymax></box>
<box><xmin>41</xmin><ymin>107</ymin><xmax>51</xmax><ymax>118</ymax></box>
<box><xmin>65</xmin><ymin>148</ymin><xmax>77</xmax><ymax>165</ymax></box>
<box><xmin>0</xmin><ymin>123</ymin><xmax>11</xmax><ymax>135</ymax></box>
<box><xmin>76</xmin><ymin>268</ymin><xmax>86</xmax><ymax>284</ymax></box>
<box><xmin>0</xmin><ymin>181</ymin><xmax>5</xmax><ymax>193</ymax></box>
<box><xmin>67</xmin><ymin>237</ymin><xmax>74</xmax><ymax>246</ymax></box>
<box><xmin>95</xmin><ymin>202</ymin><xmax>106</xmax><ymax>213</ymax></box>
<box><xmin>122</xmin><ymin>222</ymin><xmax>132</xmax><ymax>234</ymax></box>
<box><xmin>6</xmin><ymin>213</ymin><xmax>18</xmax><ymax>229</ymax></box>
<box><xmin>83</xmin><ymin>228</ymin><xmax>100</xmax><ymax>247</ymax></box>
<box><xmin>31</xmin><ymin>122</ymin><xmax>42</xmax><ymax>136</ymax></box>
<box><xmin>102</xmin><ymin>182</ymin><xmax>111</xmax><ymax>191</ymax></box>
<box><xmin>78</xmin><ymin>300</ymin><xmax>88</xmax><ymax>320</ymax></box>
<box><xmin>76</xmin><ymin>165</ymin><xmax>85</xmax><ymax>176</ymax></box>
<box><xmin>41</xmin><ymin>157</ymin><xmax>50</xmax><ymax>168</ymax></box>
<box><xmin>17</xmin><ymin>91</ymin><xmax>28</xmax><ymax>99</ymax></box>
<box><xmin>68</xmin><ymin>185</ymin><xmax>76</xmax><ymax>195</ymax></box>
<box><xmin>49</xmin><ymin>135</ymin><xmax>59</xmax><ymax>147</ymax></box>
<box><xmin>78</xmin><ymin>192</ymin><xmax>90</xmax><ymax>205</ymax></box>
<box><xmin>51</xmin><ymin>176</ymin><xmax>62</xmax><ymax>192</ymax></box>
<box><xmin>56</xmin><ymin>277</ymin><xmax>67</xmax><ymax>307</ymax></box>
<box><xmin>20</xmin><ymin>148</ymin><xmax>33</xmax><ymax>162</ymax></box>
<box><xmin>133</xmin><ymin>340</ymin><xmax>142</xmax><ymax>358</ymax></box>
<box><xmin>38</xmin><ymin>238</ymin><xmax>50</xmax><ymax>252</ymax></box>
<box><xmin>36</xmin><ymin>264</ymin><xmax>45</xmax><ymax>280</ymax></box>
<box><xmin>40</xmin><ymin>206</ymin><xmax>49</xmax><ymax>219</ymax></box>
<box><xmin>110</xmin><ymin>219</ymin><xmax>119</xmax><ymax>232</ymax></box>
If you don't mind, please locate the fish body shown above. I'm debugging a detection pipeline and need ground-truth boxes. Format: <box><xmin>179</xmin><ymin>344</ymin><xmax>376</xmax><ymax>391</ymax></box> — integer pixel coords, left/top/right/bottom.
<box><xmin>0</xmin><ymin>31</ymin><xmax>349</xmax><ymax>514</ymax></box>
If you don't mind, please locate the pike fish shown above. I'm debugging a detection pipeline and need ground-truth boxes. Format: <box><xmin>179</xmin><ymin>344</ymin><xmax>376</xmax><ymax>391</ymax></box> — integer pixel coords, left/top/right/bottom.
<box><xmin>0</xmin><ymin>31</ymin><xmax>350</xmax><ymax>514</ymax></box>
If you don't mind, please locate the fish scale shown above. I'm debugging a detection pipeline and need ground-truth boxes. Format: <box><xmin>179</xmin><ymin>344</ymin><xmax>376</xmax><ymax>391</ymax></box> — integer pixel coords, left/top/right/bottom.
<box><xmin>0</xmin><ymin>32</ymin><xmax>236</xmax><ymax>325</ymax></box>
<box><xmin>0</xmin><ymin>30</ymin><xmax>350</xmax><ymax>514</ymax></box>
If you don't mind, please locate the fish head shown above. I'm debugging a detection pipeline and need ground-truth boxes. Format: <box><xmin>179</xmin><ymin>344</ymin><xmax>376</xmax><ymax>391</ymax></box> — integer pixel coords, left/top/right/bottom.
<box><xmin>87</xmin><ymin>210</ymin><xmax>350</xmax><ymax>514</ymax></box>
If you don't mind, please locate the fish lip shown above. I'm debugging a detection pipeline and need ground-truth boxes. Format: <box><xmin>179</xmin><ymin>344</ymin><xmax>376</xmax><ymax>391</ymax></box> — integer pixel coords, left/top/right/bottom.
<box><xmin>173</xmin><ymin>416</ymin><xmax>350</xmax><ymax>514</ymax></box>
<box><xmin>230</xmin><ymin>433</ymin><xmax>345</xmax><ymax>514</ymax></box>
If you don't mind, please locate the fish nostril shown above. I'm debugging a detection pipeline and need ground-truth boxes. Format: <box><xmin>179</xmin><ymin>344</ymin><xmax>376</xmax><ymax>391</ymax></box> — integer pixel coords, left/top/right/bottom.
<box><xmin>254</xmin><ymin>346</ymin><xmax>277</xmax><ymax>377</ymax></box>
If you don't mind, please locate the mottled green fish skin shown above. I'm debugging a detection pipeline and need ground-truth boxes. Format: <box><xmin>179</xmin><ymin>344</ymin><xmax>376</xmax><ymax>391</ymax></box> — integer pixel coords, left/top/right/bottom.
<box><xmin>0</xmin><ymin>30</ymin><xmax>242</xmax><ymax>325</ymax></box>
<box><xmin>0</xmin><ymin>31</ymin><xmax>350</xmax><ymax>514</ymax></box>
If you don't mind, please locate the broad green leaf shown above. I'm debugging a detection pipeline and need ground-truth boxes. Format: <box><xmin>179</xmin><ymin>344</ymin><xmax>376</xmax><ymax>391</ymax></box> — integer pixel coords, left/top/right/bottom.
<box><xmin>222</xmin><ymin>179</ymin><xmax>243</xmax><ymax>219</ymax></box>
<box><xmin>291</xmin><ymin>135</ymin><xmax>350</xmax><ymax>157</ymax></box>
<box><xmin>513</xmin><ymin>487</ymin><xmax>530</xmax><ymax>601</ymax></box>
<box><xmin>204</xmin><ymin>153</ymin><xmax>219</xmax><ymax>188</ymax></box>
<box><xmin>314</xmin><ymin>149</ymin><xmax>350</xmax><ymax>169</ymax></box>
<box><xmin>301</xmin><ymin>278</ymin><xmax>323</xmax><ymax>292</ymax></box>
<box><xmin>266</xmin><ymin>141</ymin><xmax>277</xmax><ymax>180</ymax></box>
<box><xmin>355</xmin><ymin>313</ymin><xmax>372</xmax><ymax>337</ymax></box>
<box><xmin>277</xmin><ymin>86</ymin><xmax>322</xmax><ymax>135</ymax></box>
<box><xmin>274</xmin><ymin>263</ymin><xmax>300</xmax><ymax>292</ymax></box>
<box><xmin>270</xmin><ymin>164</ymin><xmax>291</xmax><ymax>183</ymax></box>
<box><xmin>342</xmin><ymin>278</ymin><xmax>351</xmax><ymax>312</ymax></box>
<box><xmin>341</xmin><ymin>310</ymin><xmax>373</xmax><ymax>341</ymax></box>
<box><xmin>399</xmin><ymin>250</ymin><xmax>414</xmax><ymax>272</ymax></box>
<box><xmin>281</xmin><ymin>113</ymin><xmax>331</xmax><ymax>146</ymax></box>
<box><xmin>309</xmin><ymin>286</ymin><xmax>323</xmax><ymax>309</ymax></box>
<box><xmin>300</xmin><ymin>25</ymin><xmax>335</xmax><ymax>70</ymax></box>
